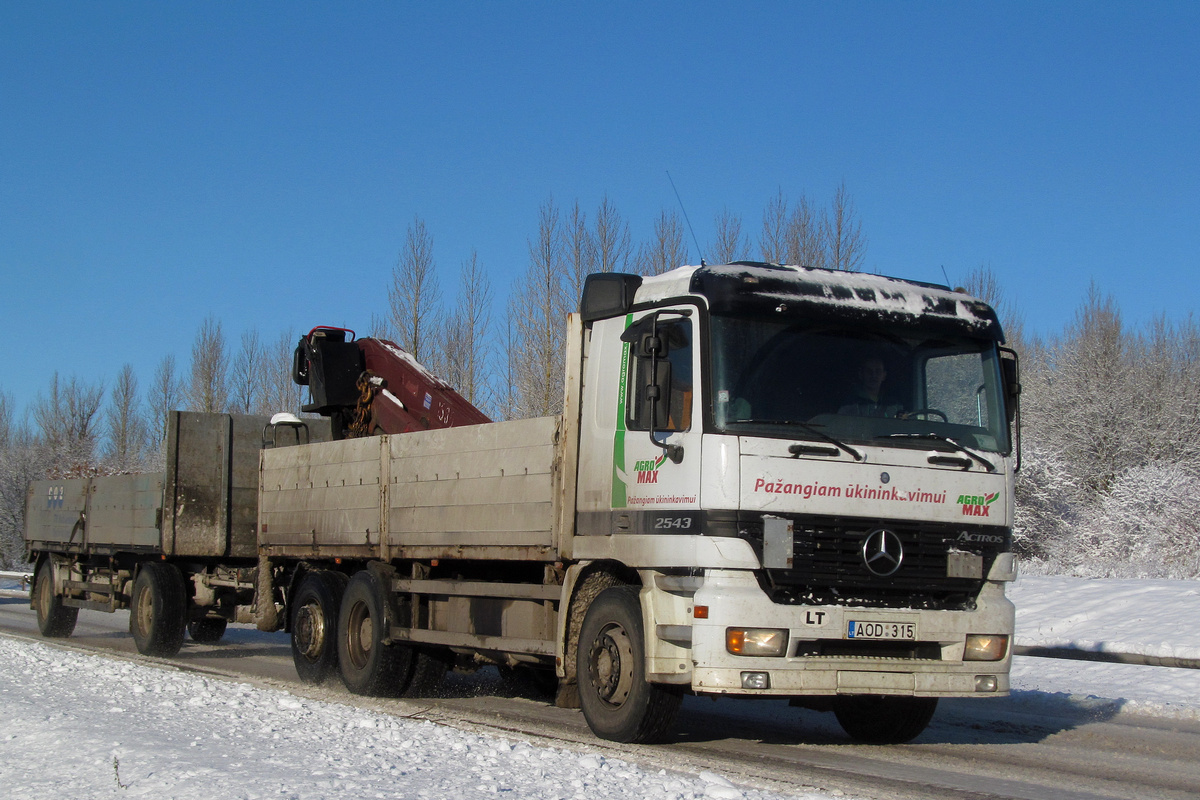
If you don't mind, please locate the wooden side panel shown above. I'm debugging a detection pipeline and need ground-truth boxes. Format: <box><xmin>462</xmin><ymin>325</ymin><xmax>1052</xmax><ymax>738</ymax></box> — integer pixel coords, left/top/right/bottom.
<box><xmin>388</xmin><ymin>416</ymin><xmax>559</xmax><ymax>552</ymax></box>
<box><xmin>259</xmin><ymin>435</ymin><xmax>384</xmax><ymax>549</ymax></box>
<box><xmin>24</xmin><ymin>479</ymin><xmax>92</xmax><ymax>548</ymax></box>
<box><xmin>86</xmin><ymin>474</ymin><xmax>163</xmax><ymax>548</ymax></box>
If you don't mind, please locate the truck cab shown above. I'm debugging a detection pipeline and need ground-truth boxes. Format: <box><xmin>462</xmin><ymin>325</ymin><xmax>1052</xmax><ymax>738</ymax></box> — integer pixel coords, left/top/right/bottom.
<box><xmin>572</xmin><ymin>262</ymin><xmax>1019</xmax><ymax>742</ymax></box>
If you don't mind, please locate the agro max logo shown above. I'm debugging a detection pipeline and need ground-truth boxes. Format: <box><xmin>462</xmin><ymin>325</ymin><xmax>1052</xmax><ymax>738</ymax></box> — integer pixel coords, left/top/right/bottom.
<box><xmin>634</xmin><ymin>454</ymin><xmax>666</xmax><ymax>484</ymax></box>
<box><xmin>958</xmin><ymin>492</ymin><xmax>999</xmax><ymax>517</ymax></box>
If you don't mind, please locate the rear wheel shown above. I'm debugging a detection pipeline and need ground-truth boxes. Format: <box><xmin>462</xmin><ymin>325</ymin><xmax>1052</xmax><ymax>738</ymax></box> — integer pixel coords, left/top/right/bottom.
<box><xmin>338</xmin><ymin>570</ymin><xmax>413</xmax><ymax>696</ymax></box>
<box><xmin>187</xmin><ymin>617</ymin><xmax>228</xmax><ymax>643</ymax></box>
<box><xmin>404</xmin><ymin>649</ymin><xmax>453</xmax><ymax>698</ymax></box>
<box><xmin>577</xmin><ymin>586</ymin><xmax>682</xmax><ymax>743</ymax></box>
<box><xmin>291</xmin><ymin>570</ymin><xmax>349</xmax><ymax>683</ymax></box>
<box><xmin>33</xmin><ymin>560</ymin><xmax>78</xmax><ymax>638</ymax></box>
<box><xmin>129</xmin><ymin>562</ymin><xmax>187</xmax><ymax>657</ymax></box>
<box><xmin>833</xmin><ymin>695</ymin><xmax>938</xmax><ymax>744</ymax></box>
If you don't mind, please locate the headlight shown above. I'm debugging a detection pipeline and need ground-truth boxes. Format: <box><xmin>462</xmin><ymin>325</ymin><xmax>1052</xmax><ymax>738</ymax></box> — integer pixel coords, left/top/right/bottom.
<box><xmin>726</xmin><ymin>628</ymin><xmax>788</xmax><ymax>657</ymax></box>
<box><xmin>964</xmin><ymin>634</ymin><xmax>1009</xmax><ymax>661</ymax></box>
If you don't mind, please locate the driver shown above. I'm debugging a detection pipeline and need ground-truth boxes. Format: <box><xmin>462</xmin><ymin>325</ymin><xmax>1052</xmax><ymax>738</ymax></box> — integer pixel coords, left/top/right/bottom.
<box><xmin>838</xmin><ymin>356</ymin><xmax>903</xmax><ymax>418</ymax></box>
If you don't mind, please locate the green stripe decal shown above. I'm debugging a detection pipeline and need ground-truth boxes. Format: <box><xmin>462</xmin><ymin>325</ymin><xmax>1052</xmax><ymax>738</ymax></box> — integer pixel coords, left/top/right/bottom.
<box><xmin>611</xmin><ymin>314</ymin><xmax>633</xmax><ymax>508</ymax></box>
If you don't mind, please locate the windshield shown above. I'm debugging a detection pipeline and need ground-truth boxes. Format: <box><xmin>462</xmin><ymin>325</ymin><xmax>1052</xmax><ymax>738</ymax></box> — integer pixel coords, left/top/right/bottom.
<box><xmin>710</xmin><ymin>313</ymin><xmax>1011</xmax><ymax>454</ymax></box>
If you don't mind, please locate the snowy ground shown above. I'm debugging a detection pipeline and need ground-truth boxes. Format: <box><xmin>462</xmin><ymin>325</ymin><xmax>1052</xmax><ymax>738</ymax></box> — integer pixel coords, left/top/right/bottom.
<box><xmin>2</xmin><ymin>573</ymin><xmax>1198</xmax><ymax>799</ymax></box>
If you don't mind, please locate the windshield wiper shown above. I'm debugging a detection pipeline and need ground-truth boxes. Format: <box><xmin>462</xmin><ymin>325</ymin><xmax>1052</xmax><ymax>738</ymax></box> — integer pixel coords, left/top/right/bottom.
<box><xmin>878</xmin><ymin>432</ymin><xmax>996</xmax><ymax>472</ymax></box>
<box><xmin>734</xmin><ymin>418</ymin><xmax>863</xmax><ymax>461</ymax></box>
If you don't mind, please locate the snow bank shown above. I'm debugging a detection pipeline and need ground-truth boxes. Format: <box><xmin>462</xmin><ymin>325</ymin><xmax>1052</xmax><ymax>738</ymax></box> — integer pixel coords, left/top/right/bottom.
<box><xmin>0</xmin><ymin>637</ymin><xmax>820</xmax><ymax>800</ymax></box>
<box><xmin>1009</xmin><ymin>575</ymin><xmax>1200</xmax><ymax>660</ymax></box>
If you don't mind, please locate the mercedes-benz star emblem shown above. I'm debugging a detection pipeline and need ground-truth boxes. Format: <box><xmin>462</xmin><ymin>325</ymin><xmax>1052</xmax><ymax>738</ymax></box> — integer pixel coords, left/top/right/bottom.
<box><xmin>861</xmin><ymin>528</ymin><xmax>904</xmax><ymax>577</ymax></box>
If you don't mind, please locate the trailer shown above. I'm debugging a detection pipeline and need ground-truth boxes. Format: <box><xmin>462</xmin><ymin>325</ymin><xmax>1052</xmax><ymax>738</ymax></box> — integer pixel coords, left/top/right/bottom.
<box><xmin>27</xmin><ymin>262</ymin><xmax>1021</xmax><ymax>745</ymax></box>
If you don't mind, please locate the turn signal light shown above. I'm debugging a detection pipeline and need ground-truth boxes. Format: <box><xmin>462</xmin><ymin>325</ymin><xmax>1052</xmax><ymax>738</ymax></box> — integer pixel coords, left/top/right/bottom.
<box><xmin>964</xmin><ymin>634</ymin><xmax>1009</xmax><ymax>661</ymax></box>
<box><xmin>726</xmin><ymin>628</ymin><xmax>788</xmax><ymax>657</ymax></box>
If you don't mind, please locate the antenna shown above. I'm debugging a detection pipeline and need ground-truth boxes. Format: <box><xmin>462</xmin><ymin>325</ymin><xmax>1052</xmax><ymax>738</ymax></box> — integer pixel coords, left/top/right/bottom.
<box><xmin>940</xmin><ymin>264</ymin><xmax>951</xmax><ymax>287</ymax></box>
<box><xmin>666</xmin><ymin>171</ymin><xmax>705</xmax><ymax>266</ymax></box>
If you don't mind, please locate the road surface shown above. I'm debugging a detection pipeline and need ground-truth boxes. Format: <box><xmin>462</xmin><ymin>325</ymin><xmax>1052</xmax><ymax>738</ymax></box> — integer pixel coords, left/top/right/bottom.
<box><xmin>2</xmin><ymin>593</ymin><xmax>1197</xmax><ymax>800</ymax></box>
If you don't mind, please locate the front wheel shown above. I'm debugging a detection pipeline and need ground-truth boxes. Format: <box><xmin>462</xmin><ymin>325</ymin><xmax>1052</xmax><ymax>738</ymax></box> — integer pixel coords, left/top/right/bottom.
<box><xmin>129</xmin><ymin>562</ymin><xmax>187</xmax><ymax>657</ymax></box>
<box><xmin>33</xmin><ymin>560</ymin><xmax>78</xmax><ymax>638</ymax></box>
<box><xmin>577</xmin><ymin>586</ymin><xmax>682</xmax><ymax>743</ymax></box>
<box><xmin>337</xmin><ymin>570</ymin><xmax>414</xmax><ymax>696</ymax></box>
<box><xmin>833</xmin><ymin>695</ymin><xmax>938</xmax><ymax>744</ymax></box>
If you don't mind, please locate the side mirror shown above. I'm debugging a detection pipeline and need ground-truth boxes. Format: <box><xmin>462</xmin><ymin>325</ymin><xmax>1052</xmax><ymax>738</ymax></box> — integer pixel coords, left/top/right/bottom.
<box><xmin>292</xmin><ymin>339</ymin><xmax>310</xmax><ymax>386</ymax></box>
<box><xmin>999</xmin><ymin>347</ymin><xmax>1020</xmax><ymax>422</ymax></box>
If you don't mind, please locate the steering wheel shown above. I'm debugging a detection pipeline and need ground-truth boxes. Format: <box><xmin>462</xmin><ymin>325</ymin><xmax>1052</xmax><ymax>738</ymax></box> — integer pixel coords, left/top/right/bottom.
<box><xmin>903</xmin><ymin>408</ymin><xmax>948</xmax><ymax>422</ymax></box>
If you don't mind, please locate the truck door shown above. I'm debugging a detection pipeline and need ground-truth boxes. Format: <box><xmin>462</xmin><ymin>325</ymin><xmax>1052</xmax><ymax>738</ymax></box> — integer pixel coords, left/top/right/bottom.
<box><xmin>611</xmin><ymin>309</ymin><xmax>703</xmax><ymax>520</ymax></box>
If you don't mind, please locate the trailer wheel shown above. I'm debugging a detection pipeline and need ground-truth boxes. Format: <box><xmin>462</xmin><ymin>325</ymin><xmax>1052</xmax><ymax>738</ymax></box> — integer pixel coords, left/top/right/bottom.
<box><xmin>291</xmin><ymin>570</ymin><xmax>349</xmax><ymax>683</ymax></box>
<box><xmin>833</xmin><ymin>695</ymin><xmax>938</xmax><ymax>744</ymax></box>
<box><xmin>577</xmin><ymin>586</ymin><xmax>682</xmax><ymax>743</ymax></box>
<box><xmin>33</xmin><ymin>560</ymin><xmax>78</xmax><ymax>638</ymax></box>
<box><xmin>338</xmin><ymin>570</ymin><xmax>413</xmax><ymax>696</ymax></box>
<box><xmin>187</xmin><ymin>617</ymin><xmax>228</xmax><ymax>643</ymax></box>
<box><xmin>129</xmin><ymin>562</ymin><xmax>187</xmax><ymax>657</ymax></box>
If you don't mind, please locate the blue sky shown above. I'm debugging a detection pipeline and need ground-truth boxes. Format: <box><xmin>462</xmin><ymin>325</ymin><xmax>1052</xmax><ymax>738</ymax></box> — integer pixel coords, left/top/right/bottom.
<box><xmin>2</xmin><ymin>2</ymin><xmax>1198</xmax><ymax>414</ymax></box>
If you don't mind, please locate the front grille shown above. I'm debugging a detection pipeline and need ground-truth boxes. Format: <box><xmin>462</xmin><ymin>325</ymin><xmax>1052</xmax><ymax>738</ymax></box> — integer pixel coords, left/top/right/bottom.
<box><xmin>736</xmin><ymin>514</ymin><xmax>1009</xmax><ymax>610</ymax></box>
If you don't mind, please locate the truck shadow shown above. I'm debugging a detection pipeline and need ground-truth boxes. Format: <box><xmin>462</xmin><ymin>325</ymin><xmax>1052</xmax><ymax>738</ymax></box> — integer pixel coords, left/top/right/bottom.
<box><xmin>669</xmin><ymin>692</ymin><xmax>1127</xmax><ymax>746</ymax></box>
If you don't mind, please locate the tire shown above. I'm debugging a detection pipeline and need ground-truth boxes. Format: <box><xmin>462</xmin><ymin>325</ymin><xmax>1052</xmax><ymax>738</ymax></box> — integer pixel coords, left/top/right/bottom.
<box><xmin>833</xmin><ymin>695</ymin><xmax>938</xmax><ymax>744</ymax></box>
<box><xmin>33</xmin><ymin>560</ymin><xmax>78</xmax><ymax>638</ymax></box>
<box><xmin>337</xmin><ymin>570</ymin><xmax>414</xmax><ymax>696</ymax></box>
<box><xmin>129</xmin><ymin>562</ymin><xmax>187</xmax><ymax>657</ymax></box>
<box><xmin>187</xmin><ymin>617</ymin><xmax>228</xmax><ymax>643</ymax></box>
<box><xmin>404</xmin><ymin>649</ymin><xmax>452</xmax><ymax>698</ymax></box>
<box><xmin>577</xmin><ymin>586</ymin><xmax>682</xmax><ymax>743</ymax></box>
<box><xmin>290</xmin><ymin>570</ymin><xmax>349</xmax><ymax>683</ymax></box>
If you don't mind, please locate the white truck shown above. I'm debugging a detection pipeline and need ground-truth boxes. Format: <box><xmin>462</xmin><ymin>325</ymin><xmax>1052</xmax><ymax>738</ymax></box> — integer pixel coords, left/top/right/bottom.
<box><xmin>27</xmin><ymin>262</ymin><xmax>1020</xmax><ymax>745</ymax></box>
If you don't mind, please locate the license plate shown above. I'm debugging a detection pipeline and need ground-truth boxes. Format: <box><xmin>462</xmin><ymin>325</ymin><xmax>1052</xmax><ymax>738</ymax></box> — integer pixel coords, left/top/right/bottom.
<box><xmin>846</xmin><ymin>620</ymin><xmax>916</xmax><ymax>640</ymax></box>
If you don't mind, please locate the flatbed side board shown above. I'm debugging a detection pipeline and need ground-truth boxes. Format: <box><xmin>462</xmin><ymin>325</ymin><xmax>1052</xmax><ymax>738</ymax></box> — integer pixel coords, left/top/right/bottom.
<box><xmin>259</xmin><ymin>416</ymin><xmax>562</xmax><ymax>558</ymax></box>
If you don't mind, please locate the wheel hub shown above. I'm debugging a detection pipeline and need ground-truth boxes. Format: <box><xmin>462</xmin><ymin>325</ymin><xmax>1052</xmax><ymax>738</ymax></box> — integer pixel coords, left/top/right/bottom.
<box><xmin>295</xmin><ymin>601</ymin><xmax>325</xmax><ymax>659</ymax></box>
<box><xmin>589</xmin><ymin>623</ymin><xmax>634</xmax><ymax>706</ymax></box>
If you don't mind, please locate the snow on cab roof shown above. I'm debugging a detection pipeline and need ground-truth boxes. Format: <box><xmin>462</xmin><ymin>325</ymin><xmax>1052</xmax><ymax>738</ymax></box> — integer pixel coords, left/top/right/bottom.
<box><xmin>636</xmin><ymin>262</ymin><xmax>1004</xmax><ymax>340</ymax></box>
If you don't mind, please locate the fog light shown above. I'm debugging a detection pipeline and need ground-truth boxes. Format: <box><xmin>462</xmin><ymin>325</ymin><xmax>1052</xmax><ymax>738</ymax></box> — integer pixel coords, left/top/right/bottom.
<box><xmin>964</xmin><ymin>634</ymin><xmax>1009</xmax><ymax>661</ymax></box>
<box><xmin>975</xmin><ymin>675</ymin><xmax>999</xmax><ymax>692</ymax></box>
<box><xmin>741</xmin><ymin>671</ymin><xmax>770</xmax><ymax>690</ymax></box>
<box><xmin>726</xmin><ymin>628</ymin><xmax>788</xmax><ymax>657</ymax></box>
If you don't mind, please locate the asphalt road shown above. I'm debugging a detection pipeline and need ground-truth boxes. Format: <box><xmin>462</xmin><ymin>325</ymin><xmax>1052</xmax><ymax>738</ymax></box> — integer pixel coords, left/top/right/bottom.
<box><xmin>2</xmin><ymin>593</ymin><xmax>1198</xmax><ymax>800</ymax></box>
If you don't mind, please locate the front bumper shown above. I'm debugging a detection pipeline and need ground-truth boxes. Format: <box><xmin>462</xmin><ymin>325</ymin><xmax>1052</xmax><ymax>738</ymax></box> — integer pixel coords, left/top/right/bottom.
<box><xmin>647</xmin><ymin>569</ymin><xmax>1013</xmax><ymax>698</ymax></box>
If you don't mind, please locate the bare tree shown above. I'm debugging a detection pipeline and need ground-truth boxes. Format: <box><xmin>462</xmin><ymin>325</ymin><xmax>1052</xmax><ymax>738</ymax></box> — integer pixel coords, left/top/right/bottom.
<box><xmin>261</xmin><ymin>329</ymin><xmax>304</xmax><ymax>416</ymax></box>
<box><xmin>759</xmin><ymin>190</ymin><xmax>789</xmax><ymax>263</ymax></box>
<box><xmin>498</xmin><ymin>307</ymin><xmax>521</xmax><ymax>421</ymax></box>
<box><xmin>593</xmin><ymin>195</ymin><xmax>632</xmax><ymax>277</ymax></box>
<box><xmin>637</xmin><ymin>209</ymin><xmax>688</xmax><ymax>277</ymax></box>
<box><xmin>148</xmin><ymin>354</ymin><xmax>182</xmax><ymax>448</ymax></box>
<box><xmin>512</xmin><ymin>198</ymin><xmax>567</xmax><ymax>417</ymax></box>
<box><xmin>388</xmin><ymin>216</ymin><xmax>441</xmax><ymax>363</ymax></box>
<box><xmin>0</xmin><ymin>394</ymin><xmax>45</xmax><ymax>568</ymax></box>
<box><xmin>824</xmin><ymin>181</ymin><xmax>866</xmax><ymax>271</ymax></box>
<box><xmin>185</xmin><ymin>316</ymin><xmax>229</xmax><ymax>413</ymax></box>
<box><xmin>961</xmin><ymin>263</ymin><xmax>1026</xmax><ymax>351</ymax></box>
<box><xmin>562</xmin><ymin>201</ymin><xmax>597</xmax><ymax>308</ymax></box>
<box><xmin>105</xmin><ymin>364</ymin><xmax>148</xmax><ymax>472</ymax></box>
<box><xmin>438</xmin><ymin>251</ymin><xmax>493</xmax><ymax>411</ymax></box>
<box><xmin>785</xmin><ymin>194</ymin><xmax>827</xmax><ymax>269</ymax></box>
<box><xmin>229</xmin><ymin>329</ymin><xmax>265</xmax><ymax>414</ymax></box>
<box><xmin>33</xmin><ymin>373</ymin><xmax>105</xmax><ymax>477</ymax></box>
<box><xmin>710</xmin><ymin>209</ymin><xmax>749</xmax><ymax>264</ymax></box>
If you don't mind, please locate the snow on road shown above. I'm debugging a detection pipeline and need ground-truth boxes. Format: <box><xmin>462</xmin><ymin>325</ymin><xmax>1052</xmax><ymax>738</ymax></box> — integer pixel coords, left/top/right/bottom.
<box><xmin>1</xmin><ymin>574</ymin><xmax>1198</xmax><ymax>799</ymax></box>
<box><xmin>0</xmin><ymin>636</ymin><xmax>818</xmax><ymax>800</ymax></box>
